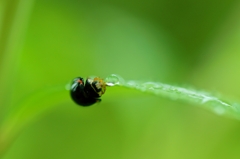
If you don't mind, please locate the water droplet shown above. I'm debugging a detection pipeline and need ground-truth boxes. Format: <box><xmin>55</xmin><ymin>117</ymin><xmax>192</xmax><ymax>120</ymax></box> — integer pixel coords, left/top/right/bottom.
<box><xmin>149</xmin><ymin>87</ymin><xmax>154</xmax><ymax>90</ymax></box>
<box><xmin>105</xmin><ymin>74</ymin><xmax>125</xmax><ymax>86</ymax></box>
<box><xmin>201</xmin><ymin>96</ymin><xmax>214</xmax><ymax>104</ymax></box>
<box><xmin>65</xmin><ymin>83</ymin><xmax>71</xmax><ymax>90</ymax></box>
<box><xmin>214</xmin><ymin>107</ymin><xmax>225</xmax><ymax>115</ymax></box>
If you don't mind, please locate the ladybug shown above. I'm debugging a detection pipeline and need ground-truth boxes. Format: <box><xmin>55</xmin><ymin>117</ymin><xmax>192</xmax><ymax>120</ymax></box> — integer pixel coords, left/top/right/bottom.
<box><xmin>70</xmin><ymin>77</ymin><xmax>106</xmax><ymax>106</ymax></box>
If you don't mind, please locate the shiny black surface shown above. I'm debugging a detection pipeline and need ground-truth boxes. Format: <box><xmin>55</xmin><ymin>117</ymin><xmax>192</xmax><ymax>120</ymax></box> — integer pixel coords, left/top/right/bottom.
<box><xmin>70</xmin><ymin>77</ymin><xmax>101</xmax><ymax>106</ymax></box>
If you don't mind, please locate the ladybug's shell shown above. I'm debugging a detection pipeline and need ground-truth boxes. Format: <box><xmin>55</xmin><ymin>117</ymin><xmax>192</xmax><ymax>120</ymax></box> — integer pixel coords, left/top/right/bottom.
<box><xmin>70</xmin><ymin>77</ymin><xmax>104</xmax><ymax>106</ymax></box>
<box><xmin>70</xmin><ymin>77</ymin><xmax>100</xmax><ymax>106</ymax></box>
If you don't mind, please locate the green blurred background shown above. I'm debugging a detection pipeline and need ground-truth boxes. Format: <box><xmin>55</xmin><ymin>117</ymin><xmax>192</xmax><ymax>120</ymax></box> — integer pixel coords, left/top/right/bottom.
<box><xmin>1</xmin><ymin>0</ymin><xmax>240</xmax><ymax>158</ymax></box>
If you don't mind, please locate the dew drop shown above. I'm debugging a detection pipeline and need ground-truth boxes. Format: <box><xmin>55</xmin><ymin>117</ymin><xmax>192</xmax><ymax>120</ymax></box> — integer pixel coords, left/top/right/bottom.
<box><xmin>201</xmin><ymin>96</ymin><xmax>214</xmax><ymax>104</ymax></box>
<box><xmin>214</xmin><ymin>107</ymin><xmax>225</xmax><ymax>115</ymax></box>
<box><xmin>105</xmin><ymin>74</ymin><xmax>125</xmax><ymax>86</ymax></box>
<box><xmin>65</xmin><ymin>83</ymin><xmax>71</xmax><ymax>90</ymax></box>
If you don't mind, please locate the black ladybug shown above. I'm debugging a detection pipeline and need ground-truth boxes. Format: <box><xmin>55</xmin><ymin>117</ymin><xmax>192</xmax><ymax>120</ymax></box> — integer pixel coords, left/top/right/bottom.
<box><xmin>70</xmin><ymin>77</ymin><xmax>106</xmax><ymax>106</ymax></box>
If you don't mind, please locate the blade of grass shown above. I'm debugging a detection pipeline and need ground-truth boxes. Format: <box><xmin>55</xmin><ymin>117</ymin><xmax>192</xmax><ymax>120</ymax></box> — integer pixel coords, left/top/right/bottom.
<box><xmin>0</xmin><ymin>0</ymin><xmax>35</xmax><ymax>156</ymax></box>
<box><xmin>1</xmin><ymin>74</ymin><xmax>240</xmax><ymax>156</ymax></box>
<box><xmin>106</xmin><ymin>74</ymin><xmax>240</xmax><ymax>120</ymax></box>
<box><xmin>0</xmin><ymin>84</ymin><xmax>68</xmax><ymax>156</ymax></box>
<box><xmin>0</xmin><ymin>0</ymin><xmax>6</xmax><ymax>36</ymax></box>
<box><xmin>0</xmin><ymin>0</ymin><xmax>35</xmax><ymax>121</ymax></box>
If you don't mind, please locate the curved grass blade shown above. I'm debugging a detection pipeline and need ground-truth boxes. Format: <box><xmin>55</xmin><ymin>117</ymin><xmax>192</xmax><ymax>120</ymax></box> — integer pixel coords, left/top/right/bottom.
<box><xmin>0</xmin><ymin>84</ymin><xmax>68</xmax><ymax>155</ymax></box>
<box><xmin>106</xmin><ymin>74</ymin><xmax>240</xmax><ymax>120</ymax></box>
